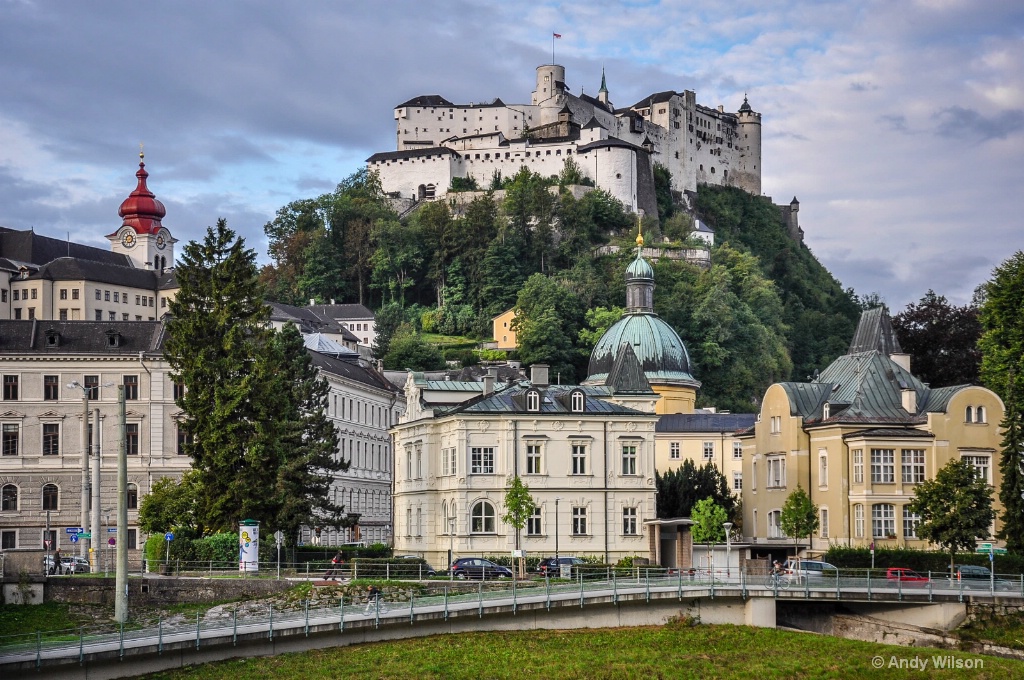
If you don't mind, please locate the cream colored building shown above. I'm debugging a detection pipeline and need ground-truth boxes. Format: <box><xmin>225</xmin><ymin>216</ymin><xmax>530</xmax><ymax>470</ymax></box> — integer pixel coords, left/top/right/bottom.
<box><xmin>654</xmin><ymin>411</ymin><xmax>756</xmax><ymax>496</ymax></box>
<box><xmin>740</xmin><ymin>308</ymin><xmax>1005</xmax><ymax>555</ymax></box>
<box><xmin>392</xmin><ymin>362</ymin><xmax>660</xmax><ymax>567</ymax></box>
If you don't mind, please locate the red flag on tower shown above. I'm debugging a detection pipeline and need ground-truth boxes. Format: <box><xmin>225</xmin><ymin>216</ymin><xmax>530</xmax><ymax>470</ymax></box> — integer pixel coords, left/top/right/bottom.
<box><xmin>553</xmin><ymin>32</ymin><xmax>562</xmax><ymax>38</ymax></box>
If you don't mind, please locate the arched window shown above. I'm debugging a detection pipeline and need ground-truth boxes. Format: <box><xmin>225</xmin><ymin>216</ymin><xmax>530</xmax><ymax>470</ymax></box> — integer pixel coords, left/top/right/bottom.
<box><xmin>42</xmin><ymin>483</ymin><xmax>58</xmax><ymax>510</ymax></box>
<box><xmin>823</xmin><ymin>402</ymin><xmax>830</xmax><ymax>419</ymax></box>
<box><xmin>471</xmin><ymin>500</ymin><xmax>496</xmax><ymax>533</ymax></box>
<box><xmin>1</xmin><ymin>484</ymin><xmax>17</xmax><ymax>511</ymax></box>
<box><xmin>526</xmin><ymin>390</ymin><xmax>540</xmax><ymax>412</ymax></box>
<box><xmin>977</xmin><ymin>405</ymin><xmax>986</xmax><ymax>423</ymax></box>
<box><xmin>571</xmin><ymin>390</ymin><xmax>584</xmax><ymax>413</ymax></box>
<box><xmin>441</xmin><ymin>501</ymin><xmax>448</xmax><ymax>534</ymax></box>
<box><xmin>127</xmin><ymin>483</ymin><xmax>138</xmax><ymax>510</ymax></box>
<box><xmin>965</xmin><ymin>406</ymin><xmax>974</xmax><ymax>423</ymax></box>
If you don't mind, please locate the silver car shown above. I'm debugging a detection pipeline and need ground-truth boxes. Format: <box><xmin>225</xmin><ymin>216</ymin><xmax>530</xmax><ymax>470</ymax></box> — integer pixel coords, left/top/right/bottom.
<box><xmin>785</xmin><ymin>559</ymin><xmax>838</xmax><ymax>579</ymax></box>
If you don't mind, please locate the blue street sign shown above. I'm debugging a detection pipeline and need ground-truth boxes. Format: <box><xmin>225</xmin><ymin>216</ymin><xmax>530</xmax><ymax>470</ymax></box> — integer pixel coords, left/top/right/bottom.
<box><xmin>69</xmin><ymin>534</ymin><xmax>79</xmax><ymax>543</ymax></box>
<box><xmin>165</xmin><ymin>532</ymin><xmax>174</xmax><ymax>541</ymax></box>
<box><xmin>107</xmin><ymin>528</ymin><xmax>117</xmax><ymax>533</ymax></box>
<box><xmin>65</xmin><ymin>527</ymin><xmax>84</xmax><ymax>534</ymax></box>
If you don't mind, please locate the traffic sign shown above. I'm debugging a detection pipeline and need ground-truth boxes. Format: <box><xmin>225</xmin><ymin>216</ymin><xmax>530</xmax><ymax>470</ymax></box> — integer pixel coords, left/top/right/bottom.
<box><xmin>165</xmin><ymin>532</ymin><xmax>174</xmax><ymax>541</ymax></box>
<box><xmin>70</xmin><ymin>534</ymin><xmax>79</xmax><ymax>543</ymax></box>
<box><xmin>108</xmin><ymin>538</ymin><xmax>116</xmax><ymax>546</ymax></box>
<box><xmin>65</xmin><ymin>527</ymin><xmax>84</xmax><ymax>534</ymax></box>
<box><xmin>107</xmin><ymin>528</ymin><xmax>117</xmax><ymax>533</ymax></box>
<box><xmin>274</xmin><ymin>530</ymin><xmax>284</xmax><ymax>546</ymax></box>
<box><xmin>44</xmin><ymin>540</ymin><xmax>52</xmax><ymax>549</ymax></box>
<box><xmin>81</xmin><ymin>533</ymin><xmax>92</xmax><ymax>539</ymax></box>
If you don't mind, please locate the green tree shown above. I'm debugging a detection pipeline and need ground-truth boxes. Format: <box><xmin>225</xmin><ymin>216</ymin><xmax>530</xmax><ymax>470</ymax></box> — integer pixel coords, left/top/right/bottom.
<box><xmin>979</xmin><ymin>251</ymin><xmax>1024</xmax><ymax>550</ymax></box>
<box><xmin>690</xmin><ymin>497</ymin><xmax>728</xmax><ymax>571</ymax></box>
<box><xmin>655</xmin><ymin>461</ymin><xmax>736</xmax><ymax>519</ymax></box>
<box><xmin>372</xmin><ymin>301</ymin><xmax>405</xmax><ymax>360</ymax></box>
<box><xmin>370</xmin><ymin>218</ymin><xmax>422</xmax><ymax>305</ymax></box>
<box><xmin>138</xmin><ymin>475</ymin><xmax>198</xmax><ymax>534</ymax></box>
<box><xmin>653</xmin><ymin>163</ymin><xmax>674</xmax><ymax>223</ymax></box>
<box><xmin>578</xmin><ymin>306</ymin><xmax>624</xmax><ymax>349</ymax></box>
<box><xmin>382</xmin><ymin>324</ymin><xmax>446</xmax><ymax>371</ymax></box>
<box><xmin>893</xmin><ymin>290</ymin><xmax>981</xmax><ymax>387</ymax></box>
<box><xmin>512</xmin><ymin>273</ymin><xmax>586</xmax><ymax>382</ymax></box>
<box><xmin>502</xmin><ymin>475</ymin><xmax>535</xmax><ymax>578</ymax></box>
<box><xmin>907</xmin><ymin>459</ymin><xmax>995</xmax><ymax>570</ymax></box>
<box><xmin>779</xmin><ymin>486</ymin><xmax>819</xmax><ymax>549</ymax></box>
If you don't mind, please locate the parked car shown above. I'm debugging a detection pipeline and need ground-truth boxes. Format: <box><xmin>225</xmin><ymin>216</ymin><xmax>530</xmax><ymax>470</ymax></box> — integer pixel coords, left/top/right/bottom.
<box><xmin>784</xmin><ymin>560</ymin><xmax>838</xmax><ymax>579</ymax></box>
<box><xmin>886</xmin><ymin>567</ymin><xmax>929</xmax><ymax>585</ymax></box>
<box><xmin>450</xmin><ymin>557</ymin><xmax>512</xmax><ymax>580</ymax></box>
<box><xmin>536</xmin><ymin>556</ymin><xmax>585</xmax><ymax>577</ymax></box>
<box><xmin>395</xmin><ymin>555</ymin><xmax>436</xmax><ymax>577</ymax></box>
<box><xmin>61</xmin><ymin>556</ymin><xmax>91</xmax><ymax>574</ymax></box>
<box><xmin>949</xmin><ymin>564</ymin><xmax>1014</xmax><ymax>591</ymax></box>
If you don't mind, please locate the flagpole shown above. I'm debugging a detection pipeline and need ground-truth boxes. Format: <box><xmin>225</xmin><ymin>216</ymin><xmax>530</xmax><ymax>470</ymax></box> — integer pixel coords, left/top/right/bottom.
<box><xmin>552</xmin><ymin>33</ymin><xmax>555</xmax><ymax>64</ymax></box>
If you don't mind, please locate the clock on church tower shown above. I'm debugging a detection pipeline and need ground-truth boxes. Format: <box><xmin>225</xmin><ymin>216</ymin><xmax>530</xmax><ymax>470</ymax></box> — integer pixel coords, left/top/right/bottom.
<box><xmin>108</xmin><ymin>153</ymin><xmax>176</xmax><ymax>271</ymax></box>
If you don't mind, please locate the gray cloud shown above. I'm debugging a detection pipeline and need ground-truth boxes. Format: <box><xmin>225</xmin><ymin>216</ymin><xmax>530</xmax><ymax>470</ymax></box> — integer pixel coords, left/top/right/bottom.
<box><xmin>934</xmin><ymin>106</ymin><xmax>1024</xmax><ymax>141</ymax></box>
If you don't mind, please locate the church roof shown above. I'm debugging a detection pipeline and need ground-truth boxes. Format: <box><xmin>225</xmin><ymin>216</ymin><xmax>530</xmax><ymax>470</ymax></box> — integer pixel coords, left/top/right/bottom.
<box><xmin>605</xmin><ymin>342</ymin><xmax>655</xmax><ymax>394</ymax></box>
<box><xmin>115</xmin><ymin>157</ymin><xmax>166</xmax><ymax>237</ymax></box>
<box><xmin>586</xmin><ymin>313</ymin><xmax>698</xmax><ymax>388</ymax></box>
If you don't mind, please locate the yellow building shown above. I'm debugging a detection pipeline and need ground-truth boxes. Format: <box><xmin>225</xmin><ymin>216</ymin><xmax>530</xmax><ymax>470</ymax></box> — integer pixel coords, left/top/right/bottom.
<box><xmin>654</xmin><ymin>412</ymin><xmax>756</xmax><ymax>495</ymax></box>
<box><xmin>740</xmin><ymin>307</ymin><xmax>1005</xmax><ymax>554</ymax></box>
<box><xmin>491</xmin><ymin>308</ymin><xmax>518</xmax><ymax>351</ymax></box>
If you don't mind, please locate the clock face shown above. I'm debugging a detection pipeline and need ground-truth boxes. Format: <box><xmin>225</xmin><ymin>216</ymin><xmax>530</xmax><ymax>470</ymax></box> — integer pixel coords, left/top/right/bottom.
<box><xmin>156</xmin><ymin>232</ymin><xmax>166</xmax><ymax>250</ymax></box>
<box><xmin>120</xmin><ymin>230</ymin><xmax>137</xmax><ymax>249</ymax></box>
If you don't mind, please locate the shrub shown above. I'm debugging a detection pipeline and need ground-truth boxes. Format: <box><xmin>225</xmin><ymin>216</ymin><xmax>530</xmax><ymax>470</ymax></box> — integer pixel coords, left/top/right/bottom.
<box><xmin>822</xmin><ymin>546</ymin><xmax>1024</xmax><ymax>575</ymax></box>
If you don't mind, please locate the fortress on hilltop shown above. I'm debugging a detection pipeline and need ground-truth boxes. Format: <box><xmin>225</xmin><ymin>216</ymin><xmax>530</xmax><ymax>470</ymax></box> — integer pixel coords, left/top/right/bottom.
<box><xmin>367</xmin><ymin>64</ymin><xmax>762</xmax><ymax>220</ymax></box>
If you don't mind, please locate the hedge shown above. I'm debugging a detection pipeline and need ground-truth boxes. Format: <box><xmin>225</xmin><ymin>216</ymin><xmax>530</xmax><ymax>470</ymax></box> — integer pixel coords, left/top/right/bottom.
<box><xmin>822</xmin><ymin>546</ymin><xmax>1024</xmax><ymax>575</ymax></box>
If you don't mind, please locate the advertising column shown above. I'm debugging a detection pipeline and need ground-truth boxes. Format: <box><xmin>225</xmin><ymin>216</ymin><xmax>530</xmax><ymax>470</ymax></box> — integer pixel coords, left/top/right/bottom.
<box><xmin>239</xmin><ymin>519</ymin><xmax>260</xmax><ymax>573</ymax></box>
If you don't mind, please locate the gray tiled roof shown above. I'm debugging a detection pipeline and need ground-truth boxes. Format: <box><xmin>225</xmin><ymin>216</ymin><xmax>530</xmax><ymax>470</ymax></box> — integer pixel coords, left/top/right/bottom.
<box><xmin>577</xmin><ymin>138</ymin><xmax>647</xmax><ymax>154</ymax></box>
<box><xmin>440</xmin><ymin>383</ymin><xmax>650</xmax><ymax>417</ymax></box>
<box><xmin>366</xmin><ymin>147</ymin><xmax>461</xmax><ymax>163</ymax></box>
<box><xmin>0</xmin><ymin>227</ymin><xmax>131</xmax><ymax>268</ymax></box>
<box><xmin>848</xmin><ymin>306</ymin><xmax>903</xmax><ymax>355</ymax></box>
<box><xmin>309</xmin><ymin>351</ymin><xmax>397</xmax><ymax>394</ymax></box>
<box><xmin>842</xmin><ymin>427</ymin><xmax>935</xmax><ymax>440</ymax></box>
<box><xmin>0</xmin><ymin>320</ymin><xmax>166</xmax><ymax>355</ymax></box>
<box><xmin>30</xmin><ymin>257</ymin><xmax>159</xmax><ymax>289</ymax></box>
<box><xmin>656</xmin><ymin>413</ymin><xmax>757</xmax><ymax>433</ymax></box>
<box><xmin>397</xmin><ymin>95</ymin><xmax>455</xmax><ymax>108</ymax></box>
<box><xmin>307</xmin><ymin>304</ymin><xmax>374</xmax><ymax>320</ymax></box>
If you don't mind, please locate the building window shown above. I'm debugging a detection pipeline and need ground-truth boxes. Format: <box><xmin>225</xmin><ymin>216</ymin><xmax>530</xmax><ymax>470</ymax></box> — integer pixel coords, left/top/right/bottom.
<box><xmin>872</xmin><ymin>503</ymin><xmax>896</xmax><ymax>538</ymax></box>
<box><xmin>819</xmin><ymin>452</ymin><xmax>828</xmax><ymax>487</ymax></box>
<box><xmin>470</xmin><ymin>447</ymin><xmax>495</xmax><ymax>474</ymax></box>
<box><xmin>965</xmin><ymin>406</ymin><xmax>974</xmax><ymax>423</ymax></box>
<box><xmin>127</xmin><ymin>529</ymin><xmax>137</xmax><ymax>550</ymax></box>
<box><xmin>622</xmin><ymin>444</ymin><xmax>637</xmax><ymax>475</ymax></box>
<box><xmin>3</xmin><ymin>375</ymin><xmax>18</xmax><ymax>400</ymax></box>
<box><xmin>126</xmin><ymin>424</ymin><xmax>139</xmax><ymax>455</ymax></box>
<box><xmin>177</xmin><ymin>427</ymin><xmax>191</xmax><ymax>455</ymax></box>
<box><xmin>770</xmin><ymin>415</ymin><xmax>781</xmax><ymax>434</ymax></box>
<box><xmin>903</xmin><ymin>507</ymin><xmax>920</xmax><ymax>539</ymax></box>
<box><xmin>123</xmin><ymin>375</ymin><xmax>139</xmax><ymax>400</ymax></box>
<box><xmin>126</xmin><ymin>483</ymin><xmax>138</xmax><ymax>510</ymax></box>
<box><xmin>72</xmin><ymin>289</ymin><xmax>79</xmax><ymax>300</ymax></box>
<box><xmin>571</xmin><ymin>391</ymin><xmax>584</xmax><ymax>412</ymax></box>
<box><xmin>962</xmin><ymin>454</ymin><xmax>991</xmax><ymax>484</ymax></box>
<box><xmin>527</xmin><ymin>506</ymin><xmax>542</xmax><ymax>536</ymax></box>
<box><xmin>751</xmin><ymin>461</ymin><xmax>757</xmax><ymax>490</ymax></box>
<box><xmin>526</xmin><ymin>444</ymin><xmax>542</xmax><ymax>474</ymax></box>
<box><xmin>83</xmin><ymin>375</ymin><xmax>99</xmax><ymax>400</ymax></box>
<box><xmin>2</xmin><ymin>424</ymin><xmax>18</xmax><ymax>456</ymax></box>
<box><xmin>0</xmin><ymin>530</ymin><xmax>15</xmax><ymax>549</ymax></box>
<box><xmin>702</xmin><ymin>441</ymin><xmax>714</xmax><ymax>460</ymax></box>
<box><xmin>471</xmin><ymin>501</ymin><xmax>496</xmax><ymax>533</ymax></box>
<box><xmin>854</xmin><ymin>504</ymin><xmax>864</xmax><ymax>538</ymax></box>
<box><xmin>173</xmin><ymin>381</ymin><xmax>185</xmax><ymax>401</ymax></box>
<box><xmin>670</xmin><ymin>442</ymin><xmax>680</xmax><ymax>459</ymax></box>
<box><xmin>977</xmin><ymin>406</ymin><xmax>986</xmax><ymax>423</ymax></box>
<box><xmin>768</xmin><ymin>510</ymin><xmax>785</xmax><ymax>538</ymax></box>
<box><xmin>43</xmin><ymin>375</ymin><xmax>59</xmax><ymax>400</ymax></box>
<box><xmin>30</xmin><ymin>288</ymin><xmax>36</xmax><ymax>300</ymax></box>
<box><xmin>95</xmin><ymin>310</ymin><xmax>102</xmax><ymax>321</ymax></box>
<box><xmin>104</xmin><ymin>291</ymin><xmax>110</xmax><ymax>301</ymax></box>
<box><xmin>1</xmin><ymin>484</ymin><xmax>17</xmax><ymax>510</ymax></box>
<box><xmin>572</xmin><ymin>506</ymin><xmax>588</xmax><ymax>535</ymax></box>
<box><xmin>42</xmin><ymin>423</ymin><xmax>59</xmax><ymax>456</ymax></box>
<box><xmin>108</xmin><ymin>312</ymin><xmax>115</xmax><ymax>321</ymax></box>
<box><xmin>733</xmin><ymin>442</ymin><xmax>743</xmax><ymax>459</ymax></box>
<box><xmin>526</xmin><ymin>391</ymin><xmax>540</xmax><ymax>412</ymax></box>
<box><xmin>870</xmin><ymin>448</ymin><xmax>895</xmax><ymax>483</ymax></box>
<box><xmin>733</xmin><ymin>472</ymin><xmax>742</xmax><ymax>491</ymax></box>
<box><xmin>449</xmin><ymin>447</ymin><xmax>457</xmax><ymax>476</ymax></box>
<box><xmin>59</xmin><ymin>288</ymin><xmax>67</xmax><ymax>300</ymax></box>
<box><xmin>819</xmin><ymin>508</ymin><xmax>829</xmax><ymax>538</ymax></box>
<box><xmin>113</xmin><ymin>292</ymin><xmax>119</xmax><ymax>303</ymax></box>
<box><xmin>42</xmin><ymin>483</ymin><xmax>59</xmax><ymax>510</ymax></box>
<box><xmin>901</xmin><ymin>449</ymin><xmax>925</xmax><ymax>484</ymax></box>
<box><xmin>767</xmin><ymin>456</ymin><xmax>786</xmax><ymax>489</ymax></box>
<box><xmin>853</xmin><ymin>449</ymin><xmax>863</xmax><ymax>484</ymax></box>
<box><xmin>622</xmin><ymin>507</ymin><xmax>637</xmax><ymax>535</ymax></box>
<box><xmin>571</xmin><ymin>443</ymin><xmax>587</xmax><ymax>475</ymax></box>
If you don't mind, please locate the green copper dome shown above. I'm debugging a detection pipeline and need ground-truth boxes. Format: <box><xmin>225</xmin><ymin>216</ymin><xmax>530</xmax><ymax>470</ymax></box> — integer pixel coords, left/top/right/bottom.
<box><xmin>585</xmin><ymin>314</ymin><xmax>698</xmax><ymax>387</ymax></box>
<box><xmin>625</xmin><ymin>253</ymin><xmax>654</xmax><ymax>280</ymax></box>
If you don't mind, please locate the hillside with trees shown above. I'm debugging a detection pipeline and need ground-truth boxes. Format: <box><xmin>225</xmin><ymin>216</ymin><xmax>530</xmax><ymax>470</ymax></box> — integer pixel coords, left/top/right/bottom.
<box><xmin>260</xmin><ymin>165</ymin><xmax>864</xmax><ymax>411</ymax></box>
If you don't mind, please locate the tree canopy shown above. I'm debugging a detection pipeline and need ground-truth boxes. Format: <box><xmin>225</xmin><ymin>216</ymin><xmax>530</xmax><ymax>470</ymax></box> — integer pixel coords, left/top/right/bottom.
<box><xmin>656</xmin><ymin>460</ymin><xmax>736</xmax><ymax>520</ymax></box>
<box><xmin>779</xmin><ymin>486</ymin><xmax>819</xmax><ymax>546</ymax></box>
<box><xmin>892</xmin><ymin>290</ymin><xmax>981</xmax><ymax>387</ymax></box>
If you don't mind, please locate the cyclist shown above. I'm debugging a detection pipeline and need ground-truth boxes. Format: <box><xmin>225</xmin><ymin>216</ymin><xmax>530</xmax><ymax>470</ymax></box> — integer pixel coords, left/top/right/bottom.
<box><xmin>364</xmin><ymin>584</ymin><xmax>383</xmax><ymax>612</ymax></box>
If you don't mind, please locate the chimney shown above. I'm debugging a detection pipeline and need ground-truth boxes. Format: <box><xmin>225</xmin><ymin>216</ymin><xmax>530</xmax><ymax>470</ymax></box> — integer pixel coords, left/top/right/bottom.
<box><xmin>482</xmin><ymin>373</ymin><xmax>495</xmax><ymax>395</ymax></box>
<box><xmin>901</xmin><ymin>388</ymin><xmax>917</xmax><ymax>414</ymax></box>
<box><xmin>530</xmin><ymin>363</ymin><xmax>549</xmax><ymax>387</ymax></box>
<box><xmin>309</xmin><ymin>299</ymin><xmax>315</xmax><ymax>306</ymax></box>
<box><xmin>890</xmin><ymin>353</ymin><xmax>911</xmax><ymax>373</ymax></box>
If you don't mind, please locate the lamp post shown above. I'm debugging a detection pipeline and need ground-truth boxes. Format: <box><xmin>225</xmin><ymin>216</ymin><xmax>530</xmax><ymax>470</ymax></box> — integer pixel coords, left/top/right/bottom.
<box><xmin>723</xmin><ymin>522</ymin><xmax>733</xmax><ymax>580</ymax></box>
<box><xmin>554</xmin><ymin>497</ymin><xmax>561</xmax><ymax>563</ymax></box>
<box><xmin>448</xmin><ymin>516</ymin><xmax>455</xmax><ymax>581</ymax></box>
<box><xmin>66</xmin><ymin>381</ymin><xmax>92</xmax><ymax>560</ymax></box>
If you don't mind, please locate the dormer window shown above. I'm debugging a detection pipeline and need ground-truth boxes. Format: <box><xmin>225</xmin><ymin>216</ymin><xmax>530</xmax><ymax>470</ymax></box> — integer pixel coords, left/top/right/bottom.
<box><xmin>526</xmin><ymin>389</ymin><xmax>540</xmax><ymax>412</ymax></box>
<box><xmin>570</xmin><ymin>390</ymin><xmax>585</xmax><ymax>413</ymax></box>
<box><xmin>44</xmin><ymin>329</ymin><xmax>60</xmax><ymax>348</ymax></box>
<box><xmin>823</xmin><ymin>402</ymin><xmax>830</xmax><ymax>419</ymax></box>
<box><xmin>105</xmin><ymin>330</ymin><xmax>121</xmax><ymax>348</ymax></box>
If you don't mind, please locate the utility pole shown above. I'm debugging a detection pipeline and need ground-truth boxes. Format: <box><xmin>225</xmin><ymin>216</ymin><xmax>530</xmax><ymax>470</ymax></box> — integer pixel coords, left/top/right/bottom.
<box><xmin>91</xmin><ymin>408</ymin><xmax>101</xmax><ymax>574</ymax></box>
<box><xmin>79</xmin><ymin>391</ymin><xmax>89</xmax><ymax>558</ymax></box>
<box><xmin>114</xmin><ymin>385</ymin><xmax>128</xmax><ymax>623</ymax></box>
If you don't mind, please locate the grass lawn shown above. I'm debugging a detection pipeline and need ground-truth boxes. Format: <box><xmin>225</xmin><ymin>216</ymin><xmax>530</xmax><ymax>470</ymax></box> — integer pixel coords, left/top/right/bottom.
<box><xmin>419</xmin><ymin>333</ymin><xmax>478</xmax><ymax>347</ymax></box>
<box><xmin>135</xmin><ymin>622</ymin><xmax>1018</xmax><ymax>680</ymax></box>
<box><xmin>0</xmin><ymin>602</ymin><xmax>98</xmax><ymax>639</ymax></box>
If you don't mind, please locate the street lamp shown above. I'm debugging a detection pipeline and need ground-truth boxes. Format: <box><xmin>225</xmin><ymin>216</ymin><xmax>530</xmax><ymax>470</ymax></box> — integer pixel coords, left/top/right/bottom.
<box><xmin>723</xmin><ymin>522</ymin><xmax>733</xmax><ymax>579</ymax></box>
<box><xmin>554</xmin><ymin>497</ymin><xmax>562</xmax><ymax>563</ymax></box>
<box><xmin>66</xmin><ymin>381</ymin><xmax>92</xmax><ymax>560</ymax></box>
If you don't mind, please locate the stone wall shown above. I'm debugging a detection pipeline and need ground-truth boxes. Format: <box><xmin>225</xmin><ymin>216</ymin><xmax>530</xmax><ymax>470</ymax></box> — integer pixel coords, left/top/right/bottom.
<box><xmin>42</xmin><ymin>576</ymin><xmax>294</xmax><ymax>607</ymax></box>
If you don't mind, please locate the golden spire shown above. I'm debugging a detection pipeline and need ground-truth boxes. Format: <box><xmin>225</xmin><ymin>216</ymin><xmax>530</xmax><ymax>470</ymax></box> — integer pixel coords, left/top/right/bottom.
<box><xmin>139</xmin><ymin>142</ymin><xmax>145</xmax><ymax>161</ymax></box>
<box><xmin>635</xmin><ymin>211</ymin><xmax>644</xmax><ymax>248</ymax></box>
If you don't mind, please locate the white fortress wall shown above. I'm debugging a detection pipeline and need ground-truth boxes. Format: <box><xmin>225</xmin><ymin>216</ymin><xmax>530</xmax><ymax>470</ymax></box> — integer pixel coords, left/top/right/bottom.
<box><xmin>369</xmin><ymin>152</ymin><xmax>459</xmax><ymax>201</ymax></box>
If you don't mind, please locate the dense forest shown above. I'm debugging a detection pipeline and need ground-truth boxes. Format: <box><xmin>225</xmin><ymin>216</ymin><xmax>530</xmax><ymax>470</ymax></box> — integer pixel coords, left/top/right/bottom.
<box><xmin>259</xmin><ymin>164</ymin><xmax>867</xmax><ymax>412</ymax></box>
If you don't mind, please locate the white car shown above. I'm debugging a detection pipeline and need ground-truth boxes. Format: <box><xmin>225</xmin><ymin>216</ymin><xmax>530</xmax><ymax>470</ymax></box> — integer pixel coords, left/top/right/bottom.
<box><xmin>785</xmin><ymin>560</ymin><xmax>838</xmax><ymax>579</ymax></box>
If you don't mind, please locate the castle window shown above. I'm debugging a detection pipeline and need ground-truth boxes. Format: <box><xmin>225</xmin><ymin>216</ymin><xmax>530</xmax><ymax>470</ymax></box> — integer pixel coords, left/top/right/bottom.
<box><xmin>12</xmin><ymin>290</ymin><xmax>17</xmax><ymax>301</ymax></box>
<box><xmin>59</xmin><ymin>289</ymin><xmax>67</xmax><ymax>300</ymax></box>
<box><xmin>31</xmin><ymin>289</ymin><xmax>37</xmax><ymax>300</ymax></box>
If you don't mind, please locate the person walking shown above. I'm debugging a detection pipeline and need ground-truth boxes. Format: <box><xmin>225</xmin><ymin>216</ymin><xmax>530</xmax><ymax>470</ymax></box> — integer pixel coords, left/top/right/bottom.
<box><xmin>324</xmin><ymin>551</ymin><xmax>343</xmax><ymax>580</ymax></box>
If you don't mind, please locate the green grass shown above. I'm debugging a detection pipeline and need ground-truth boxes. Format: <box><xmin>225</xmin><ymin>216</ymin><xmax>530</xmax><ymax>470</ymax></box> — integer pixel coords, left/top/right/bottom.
<box><xmin>135</xmin><ymin>623</ymin><xmax>1018</xmax><ymax>679</ymax></box>
<box><xmin>0</xmin><ymin>602</ymin><xmax>97</xmax><ymax>639</ymax></box>
<box><xmin>419</xmin><ymin>333</ymin><xmax>478</xmax><ymax>347</ymax></box>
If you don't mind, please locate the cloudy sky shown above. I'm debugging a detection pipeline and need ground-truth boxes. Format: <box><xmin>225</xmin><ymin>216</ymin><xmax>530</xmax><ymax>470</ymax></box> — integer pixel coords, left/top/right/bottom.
<box><xmin>1</xmin><ymin>0</ymin><xmax>1021</xmax><ymax>308</ymax></box>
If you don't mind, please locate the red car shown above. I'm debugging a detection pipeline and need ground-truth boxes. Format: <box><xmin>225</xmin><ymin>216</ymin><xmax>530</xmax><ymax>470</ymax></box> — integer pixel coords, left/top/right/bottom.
<box><xmin>886</xmin><ymin>567</ymin><xmax>929</xmax><ymax>585</ymax></box>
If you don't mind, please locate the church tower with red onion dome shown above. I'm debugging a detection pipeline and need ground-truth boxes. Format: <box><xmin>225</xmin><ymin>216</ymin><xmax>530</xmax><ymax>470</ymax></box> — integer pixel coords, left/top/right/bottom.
<box><xmin>107</xmin><ymin>151</ymin><xmax>176</xmax><ymax>272</ymax></box>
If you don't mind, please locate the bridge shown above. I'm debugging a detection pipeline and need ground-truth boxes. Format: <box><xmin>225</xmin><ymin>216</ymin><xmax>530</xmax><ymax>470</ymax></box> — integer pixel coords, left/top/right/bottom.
<box><xmin>2</xmin><ymin>571</ymin><xmax>1021</xmax><ymax>679</ymax></box>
